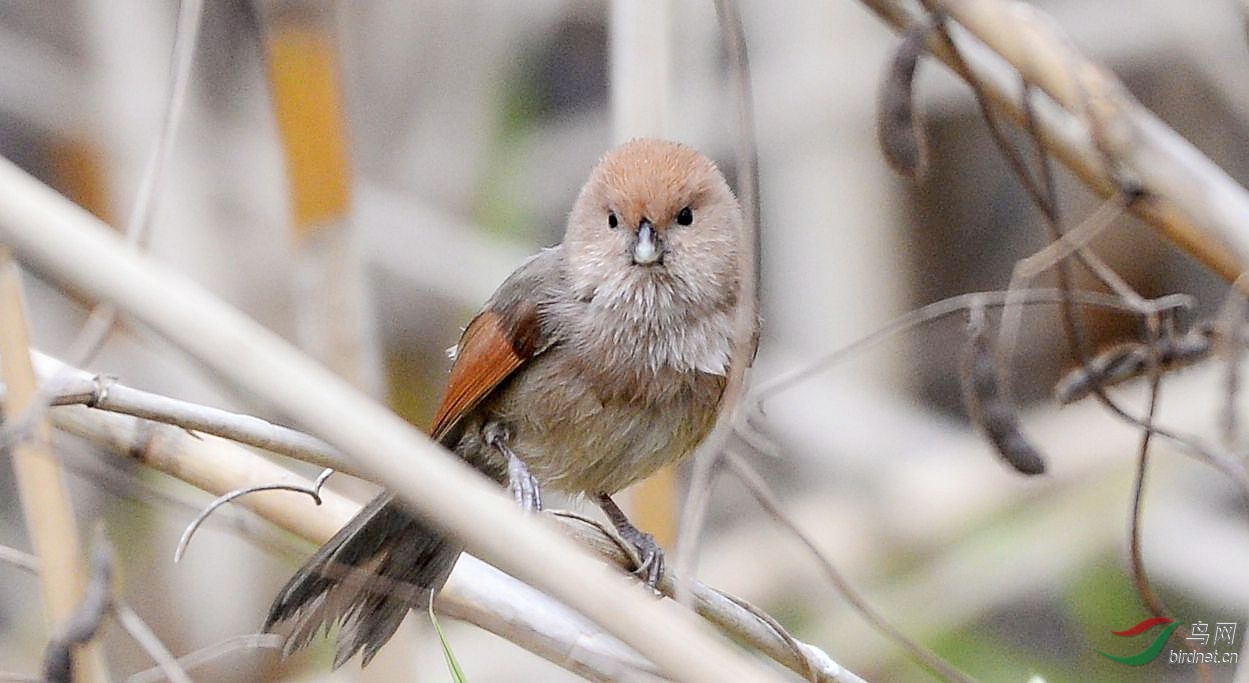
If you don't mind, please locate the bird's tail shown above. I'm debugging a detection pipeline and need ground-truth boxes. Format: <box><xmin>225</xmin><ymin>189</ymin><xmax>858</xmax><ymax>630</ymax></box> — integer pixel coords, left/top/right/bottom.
<box><xmin>263</xmin><ymin>493</ymin><xmax>461</xmax><ymax>667</ymax></box>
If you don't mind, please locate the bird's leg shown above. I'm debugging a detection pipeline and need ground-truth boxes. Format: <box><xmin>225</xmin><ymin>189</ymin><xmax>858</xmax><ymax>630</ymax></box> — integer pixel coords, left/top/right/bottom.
<box><xmin>596</xmin><ymin>493</ymin><xmax>664</xmax><ymax>589</ymax></box>
<box><xmin>486</xmin><ymin>431</ymin><xmax>542</xmax><ymax>512</ymax></box>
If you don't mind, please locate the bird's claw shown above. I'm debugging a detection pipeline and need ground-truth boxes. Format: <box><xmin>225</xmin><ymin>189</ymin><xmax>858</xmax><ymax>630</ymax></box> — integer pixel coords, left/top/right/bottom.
<box><xmin>596</xmin><ymin>493</ymin><xmax>665</xmax><ymax>590</ymax></box>
<box><xmin>628</xmin><ymin>531</ymin><xmax>665</xmax><ymax>590</ymax></box>
<box><xmin>506</xmin><ymin>450</ymin><xmax>542</xmax><ymax>513</ymax></box>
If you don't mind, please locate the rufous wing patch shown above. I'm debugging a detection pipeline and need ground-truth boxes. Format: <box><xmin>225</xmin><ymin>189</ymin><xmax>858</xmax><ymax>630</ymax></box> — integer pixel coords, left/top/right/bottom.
<box><xmin>430</xmin><ymin>303</ymin><xmax>541</xmax><ymax>441</ymax></box>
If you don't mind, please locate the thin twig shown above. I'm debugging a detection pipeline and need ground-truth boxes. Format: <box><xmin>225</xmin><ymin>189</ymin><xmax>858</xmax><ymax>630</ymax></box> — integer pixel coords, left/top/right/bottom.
<box><xmin>0</xmin><ymin>543</ymin><xmax>38</xmax><ymax>573</ymax></box>
<box><xmin>124</xmin><ymin>0</ymin><xmax>204</xmax><ymax>251</ymax></box>
<box><xmin>997</xmin><ymin>194</ymin><xmax>1139</xmax><ymax>376</ymax></box>
<box><xmin>1021</xmin><ymin>77</ymin><xmax>1097</xmax><ymax>370</ymax></box>
<box><xmin>750</xmin><ymin>288</ymin><xmax>1190</xmax><ymax>407</ymax></box>
<box><xmin>113</xmin><ymin>603</ymin><xmax>194</xmax><ymax>683</ymax></box>
<box><xmin>1127</xmin><ymin>316</ymin><xmax>1167</xmax><ymax>619</ymax></box>
<box><xmin>3</xmin><ymin>0</ymin><xmax>206</xmax><ymax>455</ymax></box>
<box><xmin>718</xmin><ymin>591</ymin><xmax>821</xmax><ymax>683</ymax></box>
<box><xmin>745</xmin><ymin>285</ymin><xmax>1249</xmax><ymax>486</ymax></box>
<box><xmin>1127</xmin><ymin>316</ymin><xmax>1213</xmax><ymax>683</ymax></box>
<box><xmin>674</xmin><ymin>0</ymin><xmax>762</xmax><ymax>607</ymax></box>
<box><xmin>125</xmin><ymin>634</ymin><xmax>285</xmax><ymax>683</ymax></box>
<box><xmin>174</xmin><ymin>468</ymin><xmax>333</xmax><ymax>563</ymax></box>
<box><xmin>724</xmin><ymin>451</ymin><xmax>974</xmax><ymax>683</ymax></box>
<box><xmin>28</xmin><ymin>350</ymin><xmax>353</xmax><ymax>474</ymax></box>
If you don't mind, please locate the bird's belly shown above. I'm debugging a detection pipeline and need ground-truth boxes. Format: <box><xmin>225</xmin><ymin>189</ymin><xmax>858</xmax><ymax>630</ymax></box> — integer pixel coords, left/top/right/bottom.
<box><xmin>476</xmin><ymin>355</ymin><xmax>723</xmax><ymax>495</ymax></box>
<box><xmin>517</xmin><ymin>399</ymin><xmax>708</xmax><ymax>494</ymax></box>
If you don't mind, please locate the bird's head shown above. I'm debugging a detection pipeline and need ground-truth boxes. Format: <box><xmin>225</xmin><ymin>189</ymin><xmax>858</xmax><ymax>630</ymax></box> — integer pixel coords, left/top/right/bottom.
<box><xmin>564</xmin><ymin>138</ymin><xmax>743</xmax><ymax>308</ymax></box>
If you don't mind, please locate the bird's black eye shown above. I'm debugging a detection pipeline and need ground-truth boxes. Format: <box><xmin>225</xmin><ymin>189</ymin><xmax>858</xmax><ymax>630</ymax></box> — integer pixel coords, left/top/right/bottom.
<box><xmin>676</xmin><ymin>206</ymin><xmax>694</xmax><ymax>226</ymax></box>
<box><xmin>608</xmin><ymin>212</ymin><xmax>619</xmax><ymax>229</ymax></box>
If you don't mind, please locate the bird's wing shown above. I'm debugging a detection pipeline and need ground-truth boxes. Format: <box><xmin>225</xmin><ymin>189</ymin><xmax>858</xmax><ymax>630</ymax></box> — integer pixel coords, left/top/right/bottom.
<box><xmin>430</xmin><ymin>248</ymin><xmax>561</xmax><ymax>442</ymax></box>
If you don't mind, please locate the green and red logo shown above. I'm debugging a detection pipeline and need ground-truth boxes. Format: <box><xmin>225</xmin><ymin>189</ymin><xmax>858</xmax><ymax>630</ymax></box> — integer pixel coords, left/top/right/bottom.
<box><xmin>1097</xmin><ymin>617</ymin><xmax>1181</xmax><ymax>665</ymax></box>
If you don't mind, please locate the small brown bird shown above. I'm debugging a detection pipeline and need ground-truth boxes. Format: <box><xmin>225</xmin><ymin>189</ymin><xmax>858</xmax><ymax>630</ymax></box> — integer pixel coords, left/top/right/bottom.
<box><xmin>265</xmin><ymin>138</ymin><xmax>749</xmax><ymax>667</ymax></box>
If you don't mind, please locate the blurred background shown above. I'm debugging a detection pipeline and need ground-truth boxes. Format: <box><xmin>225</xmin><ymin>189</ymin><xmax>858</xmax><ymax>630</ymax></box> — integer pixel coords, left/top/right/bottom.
<box><xmin>0</xmin><ymin>0</ymin><xmax>1247</xmax><ymax>680</ymax></box>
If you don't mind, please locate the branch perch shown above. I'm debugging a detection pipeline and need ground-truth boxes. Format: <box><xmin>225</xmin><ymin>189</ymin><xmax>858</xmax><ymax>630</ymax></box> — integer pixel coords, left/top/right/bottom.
<box><xmin>40</xmin><ymin>399</ymin><xmax>859</xmax><ymax>682</ymax></box>
<box><xmin>29</xmin><ymin>350</ymin><xmax>354</xmax><ymax>474</ymax></box>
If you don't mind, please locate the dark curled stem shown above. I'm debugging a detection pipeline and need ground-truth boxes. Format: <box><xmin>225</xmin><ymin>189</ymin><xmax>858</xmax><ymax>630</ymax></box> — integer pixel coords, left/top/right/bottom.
<box><xmin>1054</xmin><ymin>323</ymin><xmax>1215</xmax><ymax>404</ymax></box>
<box><xmin>960</xmin><ymin>305</ymin><xmax>1046</xmax><ymax>474</ymax></box>
<box><xmin>43</xmin><ymin>529</ymin><xmax>113</xmax><ymax>683</ymax></box>
<box><xmin>878</xmin><ymin>20</ymin><xmax>932</xmax><ymax>179</ymax></box>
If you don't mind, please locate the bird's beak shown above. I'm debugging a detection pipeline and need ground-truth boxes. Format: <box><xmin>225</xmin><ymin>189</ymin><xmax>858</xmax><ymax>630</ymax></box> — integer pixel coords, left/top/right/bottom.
<box><xmin>632</xmin><ymin>220</ymin><xmax>662</xmax><ymax>265</ymax></box>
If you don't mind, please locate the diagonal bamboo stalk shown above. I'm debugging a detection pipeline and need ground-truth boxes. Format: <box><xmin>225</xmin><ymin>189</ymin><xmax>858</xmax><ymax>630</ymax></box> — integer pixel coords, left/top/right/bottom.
<box><xmin>0</xmin><ymin>251</ymin><xmax>108</xmax><ymax>683</ymax></box>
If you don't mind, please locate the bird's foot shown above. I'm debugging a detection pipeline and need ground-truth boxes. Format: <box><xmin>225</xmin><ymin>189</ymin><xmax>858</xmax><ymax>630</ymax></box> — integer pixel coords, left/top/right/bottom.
<box><xmin>502</xmin><ymin>448</ymin><xmax>542</xmax><ymax>513</ymax></box>
<box><xmin>487</xmin><ymin>429</ymin><xmax>542</xmax><ymax>509</ymax></box>
<box><xmin>507</xmin><ymin>453</ymin><xmax>542</xmax><ymax>512</ymax></box>
<box><xmin>596</xmin><ymin>493</ymin><xmax>664</xmax><ymax>589</ymax></box>
<box><xmin>486</xmin><ymin>429</ymin><xmax>542</xmax><ymax>512</ymax></box>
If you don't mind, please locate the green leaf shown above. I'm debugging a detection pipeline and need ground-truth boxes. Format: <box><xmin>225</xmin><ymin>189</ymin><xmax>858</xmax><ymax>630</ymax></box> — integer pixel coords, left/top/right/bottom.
<box><xmin>429</xmin><ymin>599</ymin><xmax>467</xmax><ymax>683</ymax></box>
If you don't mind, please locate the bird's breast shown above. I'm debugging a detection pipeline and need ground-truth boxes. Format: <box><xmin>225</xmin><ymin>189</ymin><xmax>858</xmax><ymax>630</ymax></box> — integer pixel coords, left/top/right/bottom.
<box><xmin>452</xmin><ymin>275</ymin><xmax>736</xmax><ymax>495</ymax></box>
<box><xmin>466</xmin><ymin>346</ymin><xmax>725</xmax><ymax>495</ymax></box>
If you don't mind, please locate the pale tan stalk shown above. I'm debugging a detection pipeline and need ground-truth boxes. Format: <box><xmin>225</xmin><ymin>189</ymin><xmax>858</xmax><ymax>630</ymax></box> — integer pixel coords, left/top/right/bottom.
<box><xmin>0</xmin><ymin>251</ymin><xmax>108</xmax><ymax>682</ymax></box>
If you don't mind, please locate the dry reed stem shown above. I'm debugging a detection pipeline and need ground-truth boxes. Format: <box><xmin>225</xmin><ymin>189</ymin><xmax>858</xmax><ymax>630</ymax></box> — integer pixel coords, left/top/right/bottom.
<box><xmin>30</xmin><ymin>350</ymin><xmax>355</xmax><ymax>475</ymax></box>
<box><xmin>0</xmin><ymin>251</ymin><xmax>108</xmax><ymax>683</ymax></box>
